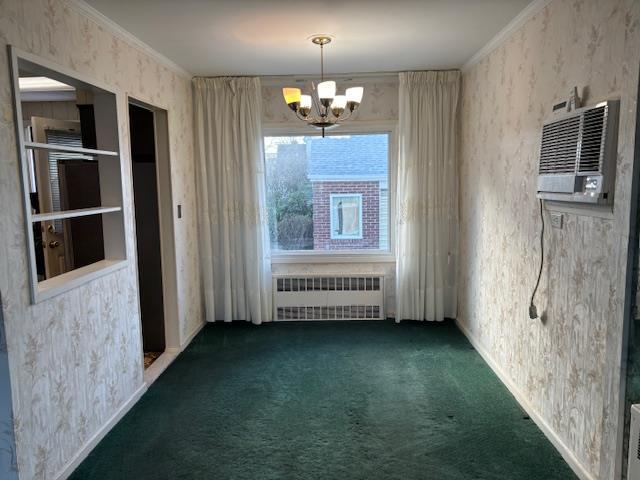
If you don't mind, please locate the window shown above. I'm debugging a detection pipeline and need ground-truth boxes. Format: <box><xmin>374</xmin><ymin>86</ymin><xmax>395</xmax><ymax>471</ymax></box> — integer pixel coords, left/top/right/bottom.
<box><xmin>330</xmin><ymin>194</ymin><xmax>362</xmax><ymax>239</ymax></box>
<box><xmin>264</xmin><ymin>132</ymin><xmax>390</xmax><ymax>253</ymax></box>
<box><xmin>10</xmin><ymin>48</ymin><xmax>126</xmax><ymax>303</ymax></box>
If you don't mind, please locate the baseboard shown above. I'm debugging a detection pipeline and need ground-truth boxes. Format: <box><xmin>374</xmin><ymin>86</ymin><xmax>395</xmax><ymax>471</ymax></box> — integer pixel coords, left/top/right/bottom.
<box><xmin>54</xmin><ymin>383</ymin><xmax>147</xmax><ymax>480</ymax></box>
<box><xmin>143</xmin><ymin>350</ymin><xmax>178</xmax><ymax>387</ymax></box>
<box><xmin>455</xmin><ymin>319</ymin><xmax>596</xmax><ymax>480</ymax></box>
<box><xmin>180</xmin><ymin>320</ymin><xmax>206</xmax><ymax>351</ymax></box>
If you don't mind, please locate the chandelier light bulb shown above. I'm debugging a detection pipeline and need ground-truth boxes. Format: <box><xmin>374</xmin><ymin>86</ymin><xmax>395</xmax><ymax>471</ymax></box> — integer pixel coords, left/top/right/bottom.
<box><xmin>300</xmin><ymin>95</ymin><xmax>312</xmax><ymax>109</ymax></box>
<box><xmin>330</xmin><ymin>95</ymin><xmax>347</xmax><ymax>117</ymax></box>
<box><xmin>346</xmin><ymin>86</ymin><xmax>363</xmax><ymax>104</ymax></box>
<box><xmin>283</xmin><ymin>88</ymin><xmax>301</xmax><ymax>110</ymax></box>
<box><xmin>299</xmin><ymin>94</ymin><xmax>312</xmax><ymax>117</ymax></box>
<box><xmin>318</xmin><ymin>81</ymin><xmax>336</xmax><ymax>108</ymax></box>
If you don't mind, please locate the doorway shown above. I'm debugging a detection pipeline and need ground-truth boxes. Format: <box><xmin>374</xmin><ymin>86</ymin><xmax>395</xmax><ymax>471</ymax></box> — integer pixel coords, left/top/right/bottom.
<box><xmin>128</xmin><ymin>99</ymin><xmax>179</xmax><ymax>383</ymax></box>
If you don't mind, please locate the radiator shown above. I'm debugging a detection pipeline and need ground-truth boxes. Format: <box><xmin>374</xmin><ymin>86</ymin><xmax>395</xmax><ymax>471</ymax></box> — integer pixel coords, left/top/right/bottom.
<box><xmin>273</xmin><ymin>274</ymin><xmax>385</xmax><ymax>321</ymax></box>
<box><xmin>629</xmin><ymin>404</ymin><xmax>640</xmax><ymax>479</ymax></box>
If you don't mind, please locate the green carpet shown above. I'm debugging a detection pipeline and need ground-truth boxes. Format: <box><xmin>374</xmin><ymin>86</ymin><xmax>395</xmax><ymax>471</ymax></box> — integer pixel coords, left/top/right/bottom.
<box><xmin>70</xmin><ymin>321</ymin><xmax>576</xmax><ymax>480</ymax></box>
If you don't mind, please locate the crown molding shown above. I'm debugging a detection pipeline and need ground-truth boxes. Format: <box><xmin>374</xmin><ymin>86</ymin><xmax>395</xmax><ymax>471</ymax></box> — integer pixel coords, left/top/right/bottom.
<box><xmin>461</xmin><ymin>0</ymin><xmax>553</xmax><ymax>73</ymax></box>
<box><xmin>66</xmin><ymin>0</ymin><xmax>192</xmax><ymax>79</ymax></box>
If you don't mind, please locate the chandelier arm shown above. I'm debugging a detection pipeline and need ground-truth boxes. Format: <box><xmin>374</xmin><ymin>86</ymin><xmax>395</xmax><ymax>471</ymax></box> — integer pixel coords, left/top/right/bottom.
<box><xmin>294</xmin><ymin>110</ymin><xmax>308</xmax><ymax>122</ymax></box>
<box><xmin>337</xmin><ymin>109</ymin><xmax>353</xmax><ymax>121</ymax></box>
<box><xmin>310</xmin><ymin>88</ymin><xmax>324</xmax><ymax>118</ymax></box>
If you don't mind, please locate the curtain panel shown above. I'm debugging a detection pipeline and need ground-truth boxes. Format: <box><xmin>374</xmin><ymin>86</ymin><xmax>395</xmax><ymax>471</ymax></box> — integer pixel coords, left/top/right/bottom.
<box><xmin>396</xmin><ymin>71</ymin><xmax>460</xmax><ymax>321</ymax></box>
<box><xmin>193</xmin><ymin>77</ymin><xmax>272</xmax><ymax>324</ymax></box>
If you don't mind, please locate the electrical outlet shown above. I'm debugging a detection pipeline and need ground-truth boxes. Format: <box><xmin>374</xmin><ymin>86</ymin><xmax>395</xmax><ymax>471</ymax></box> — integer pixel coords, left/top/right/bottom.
<box><xmin>550</xmin><ymin>212</ymin><xmax>563</xmax><ymax>229</ymax></box>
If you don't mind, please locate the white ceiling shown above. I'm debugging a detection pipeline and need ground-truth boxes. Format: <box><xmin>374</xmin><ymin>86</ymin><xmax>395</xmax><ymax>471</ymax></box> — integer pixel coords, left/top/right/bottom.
<box><xmin>83</xmin><ymin>0</ymin><xmax>532</xmax><ymax>76</ymax></box>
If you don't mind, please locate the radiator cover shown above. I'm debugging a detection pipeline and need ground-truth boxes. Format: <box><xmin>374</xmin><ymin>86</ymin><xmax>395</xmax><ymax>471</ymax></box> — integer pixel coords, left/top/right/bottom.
<box><xmin>273</xmin><ymin>275</ymin><xmax>385</xmax><ymax>321</ymax></box>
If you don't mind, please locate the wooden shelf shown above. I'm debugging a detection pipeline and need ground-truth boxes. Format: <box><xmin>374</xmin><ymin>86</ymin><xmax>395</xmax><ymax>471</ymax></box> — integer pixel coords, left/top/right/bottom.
<box><xmin>31</xmin><ymin>206</ymin><xmax>122</xmax><ymax>223</ymax></box>
<box><xmin>24</xmin><ymin>141</ymin><xmax>118</xmax><ymax>157</ymax></box>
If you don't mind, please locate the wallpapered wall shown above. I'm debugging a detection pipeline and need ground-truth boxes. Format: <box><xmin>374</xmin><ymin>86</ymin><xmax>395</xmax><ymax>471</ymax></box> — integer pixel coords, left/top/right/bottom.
<box><xmin>0</xmin><ymin>0</ymin><xmax>202</xmax><ymax>478</ymax></box>
<box><xmin>458</xmin><ymin>0</ymin><xmax>639</xmax><ymax>478</ymax></box>
<box><xmin>0</xmin><ymin>293</ymin><xmax>18</xmax><ymax>480</ymax></box>
<box><xmin>262</xmin><ymin>78</ymin><xmax>400</xmax><ymax>315</ymax></box>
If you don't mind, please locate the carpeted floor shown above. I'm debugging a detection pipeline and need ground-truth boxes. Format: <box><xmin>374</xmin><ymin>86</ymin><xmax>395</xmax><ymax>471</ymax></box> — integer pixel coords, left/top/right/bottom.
<box><xmin>70</xmin><ymin>321</ymin><xmax>576</xmax><ymax>480</ymax></box>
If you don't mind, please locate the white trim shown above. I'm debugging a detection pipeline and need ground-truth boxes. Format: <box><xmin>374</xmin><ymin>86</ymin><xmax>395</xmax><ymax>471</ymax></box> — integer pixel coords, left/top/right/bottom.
<box><xmin>54</xmin><ymin>384</ymin><xmax>147</xmax><ymax>480</ymax></box>
<box><xmin>66</xmin><ymin>0</ymin><xmax>192</xmax><ymax>79</ymax></box>
<box><xmin>330</xmin><ymin>193</ymin><xmax>363</xmax><ymax>240</ymax></box>
<box><xmin>143</xmin><ymin>350</ymin><xmax>178</xmax><ymax>387</ymax></box>
<box><xmin>309</xmin><ymin>174</ymin><xmax>387</xmax><ymax>183</ymax></box>
<box><xmin>271</xmin><ymin>252</ymin><xmax>395</xmax><ymax>264</ymax></box>
<box><xmin>36</xmin><ymin>259</ymin><xmax>128</xmax><ymax>302</ymax></box>
<box><xmin>180</xmin><ymin>321</ymin><xmax>206</xmax><ymax>350</ymax></box>
<box><xmin>455</xmin><ymin>319</ymin><xmax>596</xmax><ymax>480</ymax></box>
<box><xmin>24</xmin><ymin>141</ymin><xmax>118</xmax><ymax>157</ymax></box>
<box><xmin>32</xmin><ymin>206</ymin><xmax>121</xmax><ymax>222</ymax></box>
<box><xmin>461</xmin><ymin>0</ymin><xmax>553</xmax><ymax>72</ymax></box>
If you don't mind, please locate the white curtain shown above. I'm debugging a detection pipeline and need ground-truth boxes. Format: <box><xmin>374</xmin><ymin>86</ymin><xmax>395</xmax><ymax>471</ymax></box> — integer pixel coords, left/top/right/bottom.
<box><xmin>395</xmin><ymin>71</ymin><xmax>460</xmax><ymax>322</ymax></box>
<box><xmin>193</xmin><ymin>77</ymin><xmax>272</xmax><ymax>324</ymax></box>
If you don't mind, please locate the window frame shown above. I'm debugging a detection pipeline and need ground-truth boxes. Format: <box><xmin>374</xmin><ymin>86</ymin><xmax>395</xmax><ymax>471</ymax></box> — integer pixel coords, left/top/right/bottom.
<box><xmin>263</xmin><ymin>121</ymin><xmax>397</xmax><ymax>264</ymax></box>
<box><xmin>329</xmin><ymin>193</ymin><xmax>363</xmax><ymax>240</ymax></box>
<box><xmin>9</xmin><ymin>46</ymin><xmax>128</xmax><ymax>303</ymax></box>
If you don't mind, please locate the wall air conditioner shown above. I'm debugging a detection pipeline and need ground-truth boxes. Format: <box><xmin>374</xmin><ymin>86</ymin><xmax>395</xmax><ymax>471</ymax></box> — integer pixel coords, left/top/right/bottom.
<box><xmin>628</xmin><ymin>404</ymin><xmax>640</xmax><ymax>479</ymax></box>
<box><xmin>273</xmin><ymin>275</ymin><xmax>385</xmax><ymax>321</ymax></box>
<box><xmin>536</xmin><ymin>100</ymin><xmax>619</xmax><ymax>204</ymax></box>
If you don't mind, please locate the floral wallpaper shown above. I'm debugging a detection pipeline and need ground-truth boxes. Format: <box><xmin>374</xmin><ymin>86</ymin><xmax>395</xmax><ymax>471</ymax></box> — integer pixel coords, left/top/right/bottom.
<box><xmin>458</xmin><ymin>0</ymin><xmax>639</xmax><ymax>478</ymax></box>
<box><xmin>262</xmin><ymin>78</ymin><xmax>399</xmax><ymax>316</ymax></box>
<box><xmin>0</xmin><ymin>0</ymin><xmax>202</xmax><ymax>478</ymax></box>
<box><xmin>0</xmin><ymin>293</ymin><xmax>18</xmax><ymax>480</ymax></box>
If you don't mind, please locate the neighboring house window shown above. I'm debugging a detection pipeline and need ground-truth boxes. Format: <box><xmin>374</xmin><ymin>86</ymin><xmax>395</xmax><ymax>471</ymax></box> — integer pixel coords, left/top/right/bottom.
<box><xmin>264</xmin><ymin>133</ymin><xmax>390</xmax><ymax>252</ymax></box>
<box><xmin>330</xmin><ymin>194</ymin><xmax>362</xmax><ymax>239</ymax></box>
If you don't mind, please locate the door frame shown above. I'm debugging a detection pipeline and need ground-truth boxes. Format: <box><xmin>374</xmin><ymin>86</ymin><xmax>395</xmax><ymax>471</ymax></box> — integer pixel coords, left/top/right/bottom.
<box><xmin>619</xmin><ymin>65</ymin><xmax>640</xmax><ymax>479</ymax></box>
<box><xmin>127</xmin><ymin>97</ymin><xmax>180</xmax><ymax>383</ymax></box>
<box><xmin>30</xmin><ymin>117</ymin><xmax>82</xmax><ymax>278</ymax></box>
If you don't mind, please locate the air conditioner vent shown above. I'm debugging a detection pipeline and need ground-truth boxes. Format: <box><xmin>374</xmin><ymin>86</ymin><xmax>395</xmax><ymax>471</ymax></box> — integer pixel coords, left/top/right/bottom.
<box><xmin>539</xmin><ymin>116</ymin><xmax>580</xmax><ymax>174</ymax></box>
<box><xmin>578</xmin><ymin>106</ymin><xmax>605</xmax><ymax>173</ymax></box>
<box><xmin>536</xmin><ymin>100</ymin><xmax>619</xmax><ymax>205</ymax></box>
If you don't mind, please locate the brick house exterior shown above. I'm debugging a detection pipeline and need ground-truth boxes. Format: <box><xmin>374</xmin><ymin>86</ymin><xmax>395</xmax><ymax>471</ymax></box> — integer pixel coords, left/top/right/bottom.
<box><xmin>307</xmin><ymin>134</ymin><xmax>388</xmax><ymax>251</ymax></box>
<box><xmin>312</xmin><ymin>181</ymin><xmax>380</xmax><ymax>250</ymax></box>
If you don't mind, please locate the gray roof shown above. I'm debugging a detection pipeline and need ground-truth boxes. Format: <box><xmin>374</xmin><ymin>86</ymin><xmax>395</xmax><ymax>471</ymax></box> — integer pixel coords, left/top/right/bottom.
<box><xmin>306</xmin><ymin>134</ymin><xmax>388</xmax><ymax>179</ymax></box>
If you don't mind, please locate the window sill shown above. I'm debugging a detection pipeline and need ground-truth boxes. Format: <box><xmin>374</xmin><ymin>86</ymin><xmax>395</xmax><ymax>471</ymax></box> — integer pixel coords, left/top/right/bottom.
<box><xmin>34</xmin><ymin>259</ymin><xmax>128</xmax><ymax>303</ymax></box>
<box><xmin>271</xmin><ymin>252</ymin><xmax>395</xmax><ymax>264</ymax></box>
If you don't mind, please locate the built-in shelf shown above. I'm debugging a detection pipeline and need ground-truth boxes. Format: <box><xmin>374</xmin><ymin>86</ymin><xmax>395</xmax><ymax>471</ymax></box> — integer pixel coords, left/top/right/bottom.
<box><xmin>31</xmin><ymin>206</ymin><xmax>122</xmax><ymax>223</ymax></box>
<box><xmin>24</xmin><ymin>141</ymin><xmax>118</xmax><ymax>157</ymax></box>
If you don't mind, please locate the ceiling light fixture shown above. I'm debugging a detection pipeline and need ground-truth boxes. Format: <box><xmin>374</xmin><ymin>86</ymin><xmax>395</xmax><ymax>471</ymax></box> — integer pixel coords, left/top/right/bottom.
<box><xmin>18</xmin><ymin>76</ymin><xmax>74</xmax><ymax>92</ymax></box>
<box><xmin>282</xmin><ymin>36</ymin><xmax>363</xmax><ymax>137</ymax></box>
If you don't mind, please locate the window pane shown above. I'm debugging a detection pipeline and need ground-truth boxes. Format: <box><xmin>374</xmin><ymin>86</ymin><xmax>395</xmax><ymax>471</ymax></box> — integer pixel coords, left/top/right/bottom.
<box><xmin>264</xmin><ymin>133</ymin><xmax>389</xmax><ymax>251</ymax></box>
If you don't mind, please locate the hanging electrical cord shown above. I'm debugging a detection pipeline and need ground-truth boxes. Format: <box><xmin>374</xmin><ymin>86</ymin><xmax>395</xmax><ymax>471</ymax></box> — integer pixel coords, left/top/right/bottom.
<box><xmin>529</xmin><ymin>199</ymin><xmax>545</xmax><ymax>320</ymax></box>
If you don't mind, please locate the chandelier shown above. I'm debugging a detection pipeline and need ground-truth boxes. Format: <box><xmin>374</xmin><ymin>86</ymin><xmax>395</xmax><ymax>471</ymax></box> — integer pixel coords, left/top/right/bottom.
<box><xmin>282</xmin><ymin>36</ymin><xmax>364</xmax><ymax>137</ymax></box>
